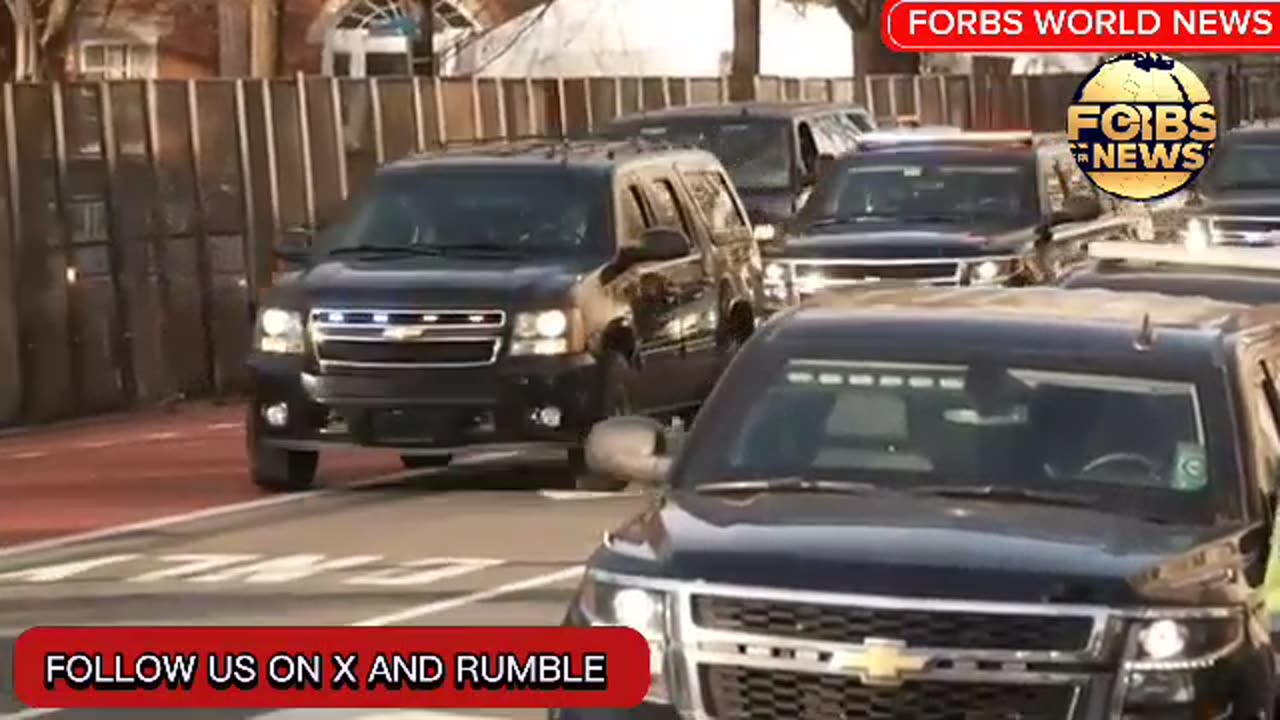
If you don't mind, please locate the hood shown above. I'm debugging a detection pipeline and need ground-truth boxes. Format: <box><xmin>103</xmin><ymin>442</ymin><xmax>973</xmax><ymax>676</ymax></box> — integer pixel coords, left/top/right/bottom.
<box><xmin>768</xmin><ymin>223</ymin><xmax>1034</xmax><ymax>260</ymax></box>
<box><xmin>272</xmin><ymin>254</ymin><xmax>593</xmax><ymax>309</ymax></box>
<box><xmin>1195</xmin><ymin>188</ymin><xmax>1280</xmax><ymax>217</ymax></box>
<box><xmin>738</xmin><ymin>188</ymin><xmax>801</xmax><ymax>225</ymax></box>
<box><xmin>592</xmin><ymin>492</ymin><xmax>1253</xmax><ymax>606</ymax></box>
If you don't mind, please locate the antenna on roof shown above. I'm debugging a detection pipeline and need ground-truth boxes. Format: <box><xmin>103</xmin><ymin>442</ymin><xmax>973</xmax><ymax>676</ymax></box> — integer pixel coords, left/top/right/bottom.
<box><xmin>1134</xmin><ymin>312</ymin><xmax>1155</xmax><ymax>351</ymax></box>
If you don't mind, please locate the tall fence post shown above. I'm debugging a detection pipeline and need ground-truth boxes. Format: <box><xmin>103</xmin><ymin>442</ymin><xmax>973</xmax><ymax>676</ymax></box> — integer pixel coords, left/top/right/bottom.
<box><xmin>370</xmin><ymin>77</ymin><xmax>386</xmax><ymax>164</ymax></box>
<box><xmin>142</xmin><ymin>80</ymin><xmax>176</xmax><ymax>395</ymax></box>
<box><xmin>410</xmin><ymin>76</ymin><xmax>427</xmax><ymax>152</ymax></box>
<box><xmin>48</xmin><ymin>83</ymin><xmax>82</xmax><ymax>410</ymax></box>
<box><xmin>433</xmin><ymin>76</ymin><xmax>448</xmax><ymax>146</ymax></box>
<box><xmin>329</xmin><ymin>77</ymin><xmax>349</xmax><ymax>201</ymax></box>
<box><xmin>495</xmin><ymin>79</ymin><xmax>509</xmax><ymax>140</ymax></box>
<box><xmin>470</xmin><ymin>76</ymin><xmax>483</xmax><ymax>141</ymax></box>
<box><xmin>295</xmin><ymin>72</ymin><xmax>316</xmax><ymax>235</ymax></box>
<box><xmin>183</xmin><ymin>79</ymin><xmax>217</xmax><ymax>393</ymax></box>
<box><xmin>259</xmin><ymin>79</ymin><xmax>281</xmax><ymax>258</ymax></box>
<box><xmin>233</xmin><ymin>79</ymin><xmax>261</xmax><ymax>298</ymax></box>
<box><xmin>2</xmin><ymin>84</ymin><xmax>27</xmax><ymax>418</ymax></box>
<box><xmin>524</xmin><ymin>77</ymin><xmax>538</xmax><ymax>136</ymax></box>
<box><xmin>556</xmin><ymin>77</ymin><xmax>567</xmax><ymax>136</ymax></box>
<box><xmin>98</xmin><ymin>81</ymin><xmax>138</xmax><ymax>403</ymax></box>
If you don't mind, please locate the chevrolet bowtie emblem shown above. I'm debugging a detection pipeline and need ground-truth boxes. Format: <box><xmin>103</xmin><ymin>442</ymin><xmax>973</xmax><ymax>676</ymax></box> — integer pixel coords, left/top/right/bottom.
<box><xmin>383</xmin><ymin>326</ymin><xmax>425</xmax><ymax>340</ymax></box>
<box><xmin>831</xmin><ymin>638</ymin><xmax>927</xmax><ymax>686</ymax></box>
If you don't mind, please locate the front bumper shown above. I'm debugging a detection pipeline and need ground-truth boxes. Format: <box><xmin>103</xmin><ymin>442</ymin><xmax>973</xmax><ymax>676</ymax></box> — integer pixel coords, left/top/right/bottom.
<box><xmin>246</xmin><ymin>351</ymin><xmax>600</xmax><ymax>452</ymax></box>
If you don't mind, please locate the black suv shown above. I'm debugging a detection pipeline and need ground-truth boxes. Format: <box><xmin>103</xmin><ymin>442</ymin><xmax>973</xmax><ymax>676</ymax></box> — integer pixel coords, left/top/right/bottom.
<box><xmin>760</xmin><ymin>132</ymin><xmax>1138</xmax><ymax>311</ymax></box>
<box><xmin>245</xmin><ymin>139</ymin><xmax>764</xmax><ymax>492</ymax></box>
<box><xmin>595</xmin><ymin>102</ymin><xmax>876</xmax><ymax>240</ymax></box>
<box><xmin>563</xmin><ymin>285</ymin><xmax>1280</xmax><ymax>719</ymax></box>
<box><xmin>1155</xmin><ymin>126</ymin><xmax>1280</xmax><ymax>247</ymax></box>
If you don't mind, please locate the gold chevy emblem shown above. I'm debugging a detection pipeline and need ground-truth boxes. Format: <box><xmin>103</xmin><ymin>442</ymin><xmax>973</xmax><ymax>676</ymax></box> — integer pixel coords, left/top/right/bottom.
<box><xmin>831</xmin><ymin>638</ymin><xmax>927</xmax><ymax>686</ymax></box>
<box><xmin>382</xmin><ymin>326</ymin><xmax>424</xmax><ymax>340</ymax></box>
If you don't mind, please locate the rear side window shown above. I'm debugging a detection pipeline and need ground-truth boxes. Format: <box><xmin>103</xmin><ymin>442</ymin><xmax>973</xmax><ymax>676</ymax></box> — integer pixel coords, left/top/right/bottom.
<box><xmin>648</xmin><ymin>178</ymin><xmax>693</xmax><ymax>239</ymax></box>
<box><xmin>683</xmin><ymin>169</ymin><xmax>749</xmax><ymax>240</ymax></box>
<box><xmin>619</xmin><ymin>185</ymin><xmax>650</xmax><ymax>248</ymax></box>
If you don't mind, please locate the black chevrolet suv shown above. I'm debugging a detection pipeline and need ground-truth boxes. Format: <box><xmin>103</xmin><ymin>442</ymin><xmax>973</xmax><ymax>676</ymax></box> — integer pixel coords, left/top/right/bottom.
<box><xmin>596</xmin><ymin>102</ymin><xmax>876</xmax><ymax>241</ymax></box>
<box><xmin>760</xmin><ymin>132</ymin><xmax>1139</xmax><ymax>311</ymax></box>
<box><xmin>1155</xmin><ymin>127</ymin><xmax>1280</xmax><ymax>248</ymax></box>
<box><xmin>245</xmin><ymin>139</ymin><xmax>764</xmax><ymax>492</ymax></box>
<box><xmin>563</xmin><ymin>286</ymin><xmax>1280</xmax><ymax>719</ymax></box>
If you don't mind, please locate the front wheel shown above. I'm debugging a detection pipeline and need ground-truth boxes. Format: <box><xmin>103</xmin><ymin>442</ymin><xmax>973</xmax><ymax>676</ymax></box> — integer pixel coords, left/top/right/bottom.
<box><xmin>250</xmin><ymin>442</ymin><xmax>319</xmax><ymax>492</ymax></box>
<box><xmin>571</xmin><ymin>350</ymin><xmax>632</xmax><ymax>492</ymax></box>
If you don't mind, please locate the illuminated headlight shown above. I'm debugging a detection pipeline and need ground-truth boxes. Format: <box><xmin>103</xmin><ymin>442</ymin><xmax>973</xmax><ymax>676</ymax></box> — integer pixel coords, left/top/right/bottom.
<box><xmin>511</xmin><ymin>309</ymin><xmax>582</xmax><ymax>356</ymax></box>
<box><xmin>972</xmin><ymin>259</ymin><xmax>1004</xmax><ymax>283</ymax></box>
<box><xmin>795</xmin><ymin>272</ymin><xmax>827</xmax><ymax>295</ymax></box>
<box><xmin>577</xmin><ymin>574</ymin><xmax>672</xmax><ymax>703</ymax></box>
<box><xmin>256</xmin><ymin>308</ymin><xmax>304</xmax><ymax>354</ymax></box>
<box><xmin>753</xmin><ymin>224</ymin><xmax>777</xmax><ymax>241</ymax></box>
<box><xmin>1184</xmin><ymin>217</ymin><xmax>1211</xmax><ymax>251</ymax></box>
<box><xmin>764</xmin><ymin>262</ymin><xmax>786</xmax><ymax>283</ymax></box>
<box><xmin>1123</xmin><ymin>613</ymin><xmax>1242</xmax><ymax>671</ymax></box>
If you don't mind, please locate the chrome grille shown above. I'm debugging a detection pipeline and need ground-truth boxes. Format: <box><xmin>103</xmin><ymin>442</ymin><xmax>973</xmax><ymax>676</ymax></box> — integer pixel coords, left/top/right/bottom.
<box><xmin>1205</xmin><ymin>215</ymin><xmax>1280</xmax><ymax>245</ymax></box>
<box><xmin>692</xmin><ymin>595</ymin><xmax>1094</xmax><ymax>652</ymax></box>
<box><xmin>701</xmin><ymin>666</ymin><xmax>1079</xmax><ymax>720</ymax></box>
<box><xmin>309</xmin><ymin>308</ymin><xmax>505</xmax><ymax>369</ymax></box>
<box><xmin>631</xmin><ymin>573</ymin><xmax>1114</xmax><ymax>720</ymax></box>
<box><xmin>788</xmin><ymin>259</ymin><xmax>963</xmax><ymax>290</ymax></box>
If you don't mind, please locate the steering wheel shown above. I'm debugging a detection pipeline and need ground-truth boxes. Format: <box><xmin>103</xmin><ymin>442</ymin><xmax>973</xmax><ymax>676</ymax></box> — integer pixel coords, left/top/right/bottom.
<box><xmin>1079</xmin><ymin>452</ymin><xmax>1162</xmax><ymax>479</ymax></box>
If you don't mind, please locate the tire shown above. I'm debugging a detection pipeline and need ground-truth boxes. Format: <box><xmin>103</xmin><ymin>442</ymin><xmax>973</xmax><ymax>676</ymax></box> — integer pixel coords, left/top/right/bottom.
<box><xmin>250</xmin><ymin>442</ymin><xmax>319</xmax><ymax>492</ymax></box>
<box><xmin>400</xmin><ymin>454</ymin><xmax>452</xmax><ymax>469</ymax></box>
<box><xmin>572</xmin><ymin>350</ymin><xmax>632</xmax><ymax>492</ymax></box>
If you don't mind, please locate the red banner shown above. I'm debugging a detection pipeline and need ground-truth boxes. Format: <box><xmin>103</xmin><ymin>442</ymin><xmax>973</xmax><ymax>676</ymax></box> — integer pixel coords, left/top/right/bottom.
<box><xmin>882</xmin><ymin>0</ymin><xmax>1280</xmax><ymax>52</ymax></box>
<box><xmin>14</xmin><ymin>626</ymin><xmax>650</xmax><ymax>709</ymax></box>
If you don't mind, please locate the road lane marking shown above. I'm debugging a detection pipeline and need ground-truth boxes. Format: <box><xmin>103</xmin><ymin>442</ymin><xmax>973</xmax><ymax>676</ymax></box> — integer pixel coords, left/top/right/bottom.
<box><xmin>190</xmin><ymin>554</ymin><xmax>383</xmax><ymax>583</ymax></box>
<box><xmin>143</xmin><ymin>431</ymin><xmax>180</xmax><ymax>441</ymax></box>
<box><xmin>4</xmin><ymin>451</ymin><xmax>47</xmax><ymax>460</ymax></box>
<box><xmin>538</xmin><ymin>489</ymin><xmax>643</xmax><ymax>500</ymax></box>
<box><xmin>353</xmin><ymin>565</ymin><xmax>585</xmax><ymax>627</ymax></box>
<box><xmin>128</xmin><ymin>553</ymin><xmax>263</xmax><ymax>582</ymax></box>
<box><xmin>208</xmin><ymin>422</ymin><xmax>241</xmax><ymax>431</ymax></box>
<box><xmin>76</xmin><ymin>440</ymin><xmax>116</xmax><ymax>449</ymax></box>
<box><xmin>344</xmin><ymin>558</ymin><xmax>504</xmax><ymax>587</ymax></box>
<box><xmin>0</xmin><ymin>709</ymin><xmax>55</xmax><ymax>719</ymax></box>
<box><xmin>0</xmin><ymin>554</ymin><xmax>141</xmax><ymax>582</ymax></box>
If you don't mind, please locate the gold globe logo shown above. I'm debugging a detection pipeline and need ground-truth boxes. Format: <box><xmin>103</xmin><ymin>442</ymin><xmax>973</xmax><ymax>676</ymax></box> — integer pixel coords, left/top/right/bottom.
<box><xmin>1067</xmin><ymin>52</ymin><xmax>1217</xmax><ymax>201</ymax></box>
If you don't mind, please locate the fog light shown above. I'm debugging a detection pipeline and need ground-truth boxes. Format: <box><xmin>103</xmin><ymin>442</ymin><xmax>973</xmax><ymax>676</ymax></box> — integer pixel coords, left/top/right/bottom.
<box><xmin>534</xmin><ymin>406</ymin><xmax>562</xmax><ymax>428</ymax></box>
<box><xmin>262</xmin><ymin>403</ymin><xmax>289</xmax><ymax>428</ymax></box>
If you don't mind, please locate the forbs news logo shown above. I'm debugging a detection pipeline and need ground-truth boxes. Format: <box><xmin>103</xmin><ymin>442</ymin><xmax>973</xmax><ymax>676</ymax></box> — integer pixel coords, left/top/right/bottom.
<box><xmin>1067</xmin><ymin>52</ymin><xmax>1217</xmax><ymax>201</ymax></box>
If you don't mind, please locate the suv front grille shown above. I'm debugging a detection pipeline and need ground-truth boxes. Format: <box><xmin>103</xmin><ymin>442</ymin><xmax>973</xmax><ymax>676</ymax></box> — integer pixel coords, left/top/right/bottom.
<box><xmin>309</xmin><ymin>308</ymin><xmax>506</xmax><ymax>369</ymax></box>
<box><xmin>1207</xmin><ymin>215</ymin><xmax>1280</xmax><ymax>244</ymax></box>
<box><xmin>701</xmin><ymin>666</ymin><xmax>1078</xmax><ymax>720</ymax></box>
<box><xmin>808</xmin><ymin>262</ymin><xmax>960</xmax><ymax>282</ymax></box>
<box><xmin>692</xmin><ymin>595</ymin><xmax>1094</xmax><ymax>651</ymax></box>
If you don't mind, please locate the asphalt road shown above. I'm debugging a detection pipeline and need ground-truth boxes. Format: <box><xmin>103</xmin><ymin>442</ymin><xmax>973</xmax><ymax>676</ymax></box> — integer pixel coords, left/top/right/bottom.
<box><xmin>0</xmin><ymin>406</ymin><xmax>651</xmax><ymax>720</ymax></box>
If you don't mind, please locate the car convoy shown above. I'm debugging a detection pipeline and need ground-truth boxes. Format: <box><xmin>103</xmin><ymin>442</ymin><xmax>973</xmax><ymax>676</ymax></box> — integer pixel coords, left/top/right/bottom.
<box><xmin>247</xmin><ymin>103</ymin><xmax>1280</xmax><ymax>717</ymax></box>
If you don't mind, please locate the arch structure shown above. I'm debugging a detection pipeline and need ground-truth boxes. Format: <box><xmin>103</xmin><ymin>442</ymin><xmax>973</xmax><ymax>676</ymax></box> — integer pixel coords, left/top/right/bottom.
<box><xmin>311</xmin><ymin>0</ymin><xmax>484</xmax><ymax>76</ymax></box>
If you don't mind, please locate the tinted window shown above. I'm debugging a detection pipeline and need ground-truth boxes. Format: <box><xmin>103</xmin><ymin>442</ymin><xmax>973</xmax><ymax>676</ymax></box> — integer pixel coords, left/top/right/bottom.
<box><xmin>1199</xmin><ymin>136</ymin><xmax>1280</xmax><ymax>191</ymax></box>
<box><xmin>684</xmin><ymin>170</ymin><xmax>748</xmax><ymax>237</ymax></box>
<box><xmin>847</xmin><ymin>111</ymin><xmax>876</xmax><ymax>132</ymax></box>
<box><xmin>604</xmin><ymin>118</ymin><xmax>793</xmax><ymax>191</ymax></box>
<box><xmin>620</xmin><ymin>185</ymin><xmax>650</xmax><ymax>248</ymax></box>
<box><xmin>683</xmin><ymin>358</ymin><xmax>1217</xmax><ymax>525</ymax></box>
<box><xmin>803</xmin><ymin>157</ymin><xmax>1038</xmax><ymax>224</ymax></box>
<box><xmin>328</xmin><ymin>168</ymin><xmax>611</xmax><ymax>257</ymax></box>
<box><xmin>649</xmin><ymin>179</ymin><xmax>693</xmax><ymax>238</ymax></box>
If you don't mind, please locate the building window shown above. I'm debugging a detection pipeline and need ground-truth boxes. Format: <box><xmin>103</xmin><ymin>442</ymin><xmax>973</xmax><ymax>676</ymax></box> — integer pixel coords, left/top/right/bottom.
<box><xmin>78</xmin><ymin>41</ymin><xmax>157</xmax><ymax>80</ymax></box>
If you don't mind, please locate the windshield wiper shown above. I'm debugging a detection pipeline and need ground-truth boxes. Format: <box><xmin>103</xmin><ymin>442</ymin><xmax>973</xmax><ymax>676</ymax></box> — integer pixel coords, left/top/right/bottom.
<box><xmin>327</xmin><ymin>244</ymin><xmax>443</xmax><ymax>257</ymax></box>
<box><xmin>809</xmin><ymin>214</ymin><xmax>899</xmax><ymax>226</ymax></box>
<box><xmin>695</xmin><ymin>476</ymin><xmax>880</xmax><ymax>496</ymax></box>
<box><xmin>910</xmin><ymin>484</ymin><xmax>1098</xmax><ymax>508</ymax></box>
<box><xmin>435</xmin><ymin>242</ymin><xmax>530</xmax><ymax>255</ymax></box>
<box><xmin>900</xmin><ymin>214</ymin><xmax>963</xmax><ymax>224</ymax></box>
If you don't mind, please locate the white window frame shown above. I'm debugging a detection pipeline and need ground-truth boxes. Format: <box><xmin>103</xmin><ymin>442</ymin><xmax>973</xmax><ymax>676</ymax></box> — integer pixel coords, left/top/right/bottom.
<box><xmin>77</xmin><ymin>40</ymin><xmax>158</xmax><ymax>80</ymax></box>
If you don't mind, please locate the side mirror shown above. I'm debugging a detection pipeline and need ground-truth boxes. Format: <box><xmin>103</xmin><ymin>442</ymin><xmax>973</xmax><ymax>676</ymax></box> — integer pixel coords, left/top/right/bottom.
<box><xmin>814</xmin><ymin>153</ymin><xmax>836</xmax><ymax>181</ymax></box>
<box><xmin>1050</xmin><ymin>195</ymin><xmax>1103</xmax><ymax>225</ymax></box>
<box><xmin>584</xmin><ymin>416</ymin><xmax>674</xmax><ymax>488</ymax></box>
<box><xmin>620</xmin><ymin>227</ymin><xmax>690</xmax><ymax>266</ymax></box>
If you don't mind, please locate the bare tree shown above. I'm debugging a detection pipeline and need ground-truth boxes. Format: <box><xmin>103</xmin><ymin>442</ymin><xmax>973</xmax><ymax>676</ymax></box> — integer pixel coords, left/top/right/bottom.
<box><xmin>3</xmin><ymin>0</ymin><xmax>87</xmax><ymax>80</ymax></box>
<box><xmin>828</xmin><ymin>0</ymin><xmax>919</xmax><ymax>76</ymax></box>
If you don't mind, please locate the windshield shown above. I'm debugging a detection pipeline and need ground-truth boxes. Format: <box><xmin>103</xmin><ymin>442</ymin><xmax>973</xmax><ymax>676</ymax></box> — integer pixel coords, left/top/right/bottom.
<box><xmin>802</xmin><ymin>160</ymin><xmax>1038</xmax><ymax>225</ymax></box>
<box><xmin>322</xmin><ymin>168</ymin><xmax>611</xmax><ymax>256</ymax></box>
<box><xmin>685</xmin><ymin>359</ymin><xmax>1218</xmax><ymax>525</ymax></box>
<box><xmin>1199</xmin><ymin>140</ymin><xmax>1280</xmax><ymax>191</ymax></box>
<box><xmin>607</xmin><ymin>118</ymin><xmax>793</xmax><ymax>191</ymax></box>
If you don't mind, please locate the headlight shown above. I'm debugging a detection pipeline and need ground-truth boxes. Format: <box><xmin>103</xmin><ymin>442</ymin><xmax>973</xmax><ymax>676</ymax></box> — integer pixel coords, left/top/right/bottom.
<box><xmin>1184</xmin><ymin>217</ymin><xmax>1211</xmax><ymax>251</ymax></box>
<box><xmin>764</xmin><ymin>262</ymin><xmax>786</xmax><ymax>283</ymax></box>
<box><xmin>753</xmin><ymin>224</ymin><xmax>777</xmax><ymax>241</ymax></box>
<box><xmin>973</xmin><ymin>260</ymin><xmax>1002</xmax><ymax>282</ymax></box>
<box><xmin>511</xmin><ymin>309</ymin><xmax>583</xmax><ymax>356</ymax></box>
<box><xmin>577</xmin><ymin>574</ymin><xmax>672</xmax><ymax>703</ymax></box>
<box><xmin>256</xmin><ymin>308</ymin><xmax>304</xmax><ymax>354</ymax></box>
<box><xmin>795</xmin><ymin>271</ymin><xmax>827</xmax><ymax>295</ymax></box>
<box><xmin>1123</xmin><ymin>614</ymin><xmax>1242</xmax><ymax>671</ymax></box>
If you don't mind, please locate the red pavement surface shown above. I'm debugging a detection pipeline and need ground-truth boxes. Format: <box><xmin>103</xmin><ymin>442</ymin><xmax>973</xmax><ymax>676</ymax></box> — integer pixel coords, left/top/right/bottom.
<box><xmin>0</xmin><ymin>403</ymin><xmax>400</xmax><ymax>548</ymax></box>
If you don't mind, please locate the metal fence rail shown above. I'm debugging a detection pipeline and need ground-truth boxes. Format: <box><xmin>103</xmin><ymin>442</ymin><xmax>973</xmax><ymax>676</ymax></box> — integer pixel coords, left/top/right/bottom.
<box><xmin>0</xmin><ymin>68</ymin><xmax>1272</xmax><ymax>426</ymax></box>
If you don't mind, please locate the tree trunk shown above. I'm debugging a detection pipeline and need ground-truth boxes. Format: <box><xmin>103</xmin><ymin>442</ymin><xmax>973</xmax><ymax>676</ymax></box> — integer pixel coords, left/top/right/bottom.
<box><xmin>729</xmin><ymin>0</ymin><xmax>759</xmax><ymax>101</ymax></box>
<box><xmin>854</xmin><ymin>0</ymin><xmax>918</xmax><ymax>76</ymax></box>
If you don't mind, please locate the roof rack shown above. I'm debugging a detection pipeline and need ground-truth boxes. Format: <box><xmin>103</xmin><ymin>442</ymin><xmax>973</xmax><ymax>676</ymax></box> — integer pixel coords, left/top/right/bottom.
<box><xmin>1088</xmin><ymin>240</ymin><xmax>1280</xmax><ymax>272</ymax></box>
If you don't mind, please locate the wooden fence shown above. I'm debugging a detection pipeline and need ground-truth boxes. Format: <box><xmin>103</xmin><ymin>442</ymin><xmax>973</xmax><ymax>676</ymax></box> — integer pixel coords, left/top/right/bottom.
<box><xmin>0</xmin><ymin>68</ymin><xmax>1275</xmax><ymax>426</ymax></box>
